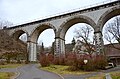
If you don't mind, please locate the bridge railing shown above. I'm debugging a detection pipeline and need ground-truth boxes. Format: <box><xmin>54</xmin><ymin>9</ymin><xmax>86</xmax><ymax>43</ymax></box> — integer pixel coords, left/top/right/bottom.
<box><xmin>39</xmin><ymin>0</ymin><xmax>118</xmax><ymax>20</ymax></box>
<box><xmin>12</xmin><ymin>0</ymin><xmax>118</xmax><ymax>27</ymax></box>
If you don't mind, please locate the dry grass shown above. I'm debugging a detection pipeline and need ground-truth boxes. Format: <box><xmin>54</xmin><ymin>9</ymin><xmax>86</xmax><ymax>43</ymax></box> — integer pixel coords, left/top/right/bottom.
<box><xmin>110</xmin><ymin>71</ymin><xmax>120</xmax><ymax>79</ymax></box>
<box><xmin>0</xmin><ymin>72</ymin><xmax>14</xmax><ymax>79</ymax></box>
<box><xmin>40</xmin><ymin>65</ymin><xmax>91</xmax><ymax>75</ymax></box>
<box><xmin>0</xmin><ymin>64</ymin><xmax>23</xmax><ymax>68</ymax></box>
<box><xmin>86</xmin><ymin>73</ymin><xmax>105</xmax><ymax>79</ymax></box>
<box><xmin>87</xmin><ymin>71</ymin><xmax>120</xmax><ymax>79</ymax></box>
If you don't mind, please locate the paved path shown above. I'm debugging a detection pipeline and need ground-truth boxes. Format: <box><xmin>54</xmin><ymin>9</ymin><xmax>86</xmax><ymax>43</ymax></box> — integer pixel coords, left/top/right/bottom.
<box><xmin>0</xmin><ymin>64</ymin><xmax>120</xmax><ymax>79</ymax></box>
<box><xmin>0</xmin><ymin>64</ymin><xmax>62</xmax><ymax>79</ymax></box>
<box><xmin>63</xmin><ymin>66</ymin><xmax>120</xmax><ymax>79</ymax></box>
<box><xmin>0</xmin><ymin>67</ymin><xmax>17</xmax><ymax>72</ymax></box>
<box><xmin>16</xmin><ymin>64</ymin><xmax>62</xmax><ymax>79</ymax></box>
<box><xmin>63</xmin><ymin>72</ymin><xmax>101</xmax><ymax>79</ymax></box>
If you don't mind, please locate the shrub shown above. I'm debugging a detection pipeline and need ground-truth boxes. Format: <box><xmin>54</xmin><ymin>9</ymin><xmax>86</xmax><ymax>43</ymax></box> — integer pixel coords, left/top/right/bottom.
<box><xmin>66</xmin><ymin>53</ymin><xmax>108</xmax><ymax>71</ymax></box>
<box><xmin>65</xmin><ymin>53</ymin><xmax>84</xmax><ymax>71</ymax></box>
<box><xmin>47</xmin><ymin>54</ymin><xmax>54</xmax><ymax>64</ymax></box>
<box><xmin>94</xmin><ymin>55</ymin><xmax>108</xmax><ymax>69</ymax></box>
<box><xmin>77</xmin><ymin>58</ymin><xmax>84</xmax><ymax>70</ymax></box>
<box><xmin>0</xmin><ymin>60</ymin><xmax>6</xmax><ymax>65</ymax></box>
<box><xmin>51</xmin><ymin>54</ymin><xmax>65</xmax><ymax>65</ymax></box>
<box><xmin>65</xmin><ymin>53</ymin><xmax>77</xmax><ymax>66</ymax></box>
<box><xmin>53</xmin><ymin>57</ymin><xmax>59</xmax><ymax>65</ymax></box>
<box><xmin>39</xmin><ymin>53</ymin><xmax>50</xmax><ymax>67</ymax></box>
<box><xmin>59</xmin><ymin>57</ymin><xmax>65</xmax><ymax>65</ymax></box>
<box><xmin>82</xmin><ymin>60</ymin><xmax>96</xmax><ymax>71</ymax></box>
<box><xmin>39</xmin><ymin>52</ymin><xmax>108</xmax><ymax>71</ymax></box>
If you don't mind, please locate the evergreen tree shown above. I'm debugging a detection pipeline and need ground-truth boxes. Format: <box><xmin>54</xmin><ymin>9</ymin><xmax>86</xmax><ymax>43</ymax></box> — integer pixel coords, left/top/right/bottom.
<box><xmin>41</xmin><ymin>42</ymin><xmax>44</xmax><ymax>53</ymax></box>
<box><xmin>71</xmin><ymin>37</ymin><xmax>76</xmax><ymax>45</ymax></box>
<box><xmin>50</xmin><ymin>42</ymin><xmax>54</xmax><ymax>55</ymax></box>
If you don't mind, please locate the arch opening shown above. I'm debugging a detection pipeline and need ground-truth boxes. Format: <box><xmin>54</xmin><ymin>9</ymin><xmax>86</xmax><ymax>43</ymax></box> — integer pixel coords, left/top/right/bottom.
<box><xmin>102</xmin><ymin>15</ymin><xmax>120</xmax><ymax>65</ymax></box>
<box><xmin>12</xmin><ymin>30</ymin><xmax>28</xmax><ymax>41</ymax></box>
<box><xmin>30</xmin><ymin>24</ymin><xmax>55</xmax><ymax>60</ymax></box>
<box><xmin>59</xmin><ymin>16</ymin><xmax>96</xmax><ymax>39</ymax></box>
<box><xmin>65</xmin><ymin>23</ymin><xmax>94</xmax><ymax>53</ymax></box>
<box><xmin>37</xmin><ymin>29</ymin><xmax>55</xmax><ymax>47</ymax></box>
<box><xmin>59</xmin><ymin>16</ymin><xmax>95</xmax><ymax>54</ymax></box>
<box><xmin>11</xmin><ymin>30</ymin><xmax>28</xmax><ymax>62</ymax></box>
<box><xmin>37</xmin><ymin>29</ymin><xmax>55</xmax><ymax>58</ymax></box>
<box><xmin>30</xmin><ymin>24</ymin><xmax>55</xmax><ymax>43</ymax></box>
<box><xmin>65</xmin><ymin>23</ymin><xmax>94</xmax><ymax>44</ymax></box>
<box><xmin>99</xmin><ymin>7</ymin><xmax>120</xmax><ymax>31</ymax></box>
<box><xmin>19</xmin><ymin>33</ymin><xmax>27</xmax><ymax>42</ymax></box>
<box><xmin>102</xmin><ymin>15</ymin><xmax>120</xmax><ymax>45</ymax></box>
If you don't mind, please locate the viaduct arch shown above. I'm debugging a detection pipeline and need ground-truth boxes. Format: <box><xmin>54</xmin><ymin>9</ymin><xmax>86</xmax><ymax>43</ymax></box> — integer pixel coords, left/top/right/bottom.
<box><xmin>4</xmin><ymin>0</ymin><xmax>120</xmax><ymax>62</ymax></box>
<box><xmin>28</xmin><ymin>23</ymin><xmax>56</xmax><ymax>61</ymax></box>
<box><xmin>98</xmin><ymin>6</ymin><xmax>120</xmax><ymax>31</ymax></box>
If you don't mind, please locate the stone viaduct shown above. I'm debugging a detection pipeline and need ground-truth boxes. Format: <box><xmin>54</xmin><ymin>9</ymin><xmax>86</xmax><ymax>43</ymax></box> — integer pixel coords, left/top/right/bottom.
<box><xmin>4</xmin><ymin>0</ymin><xmax>120</xmax><ymax>62</ymax></box>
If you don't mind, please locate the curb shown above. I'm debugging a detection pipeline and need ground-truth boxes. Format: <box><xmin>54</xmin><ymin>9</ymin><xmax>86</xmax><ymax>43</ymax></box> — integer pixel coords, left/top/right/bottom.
<box><xmin>11</xmin><ymin>64</ymin><xmax>65</xmax><ymax>79</ymax></box>
<box><xmin>105</xmin><ymin>73</ymin><xmax>112</xmax><ymax>79</ymax></box>
<box><xmin>10</xmin><ymin>67</ymin><xmax>21</xmax><ymax>79</ymax></box>
<box><xmin>38</xmin><ymin>65</ymin><xmax>64</xmax><ymax>79</ymax></box>
<box><xmin>55</xmin><ymin>73</ymin><xmax>64</xmax><ymax>79</ymax></box>
<box><xmin>40</xmin><ymin>69</ymin><xmax>64</xmax><ymax>79</ymax></box>
<box><xmin>36</xmin><ymin>64</ymin><xmax>64</xmax><ymax>79</ymax></box>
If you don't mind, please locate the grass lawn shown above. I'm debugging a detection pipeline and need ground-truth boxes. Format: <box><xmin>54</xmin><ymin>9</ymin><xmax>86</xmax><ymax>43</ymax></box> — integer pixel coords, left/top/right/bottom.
<box><xmin>110</xmin><ymin>71</ymin><xmax>120</xmax><ymax>79</ymax></box>
<box><xmin>86</xmin><ymin>73</ymin><xmax>105</xmax><ymax>79</ymax></box>
<box><xmin>87</xmin><ymin>71</ymin><xmax>120</xmax><ymax>79</ymax></box>
<box><xmin>0</xmin><ymin>72</ymin><xmax>14</xmax><ymax>79</ymax></box>
<box><xmin>0</xmin><ymin>64</ymin><xmax>23</xmax><ymax>68</ymax></box>
<box><xmin>40</xmin><ymin>65</ymin><xmax>91</xmax><ymax>75</ymax></box>
<box><xmin>0</xmin><ymin>64</ymin><xmax>24</xmax><ymax>79</ymax></box>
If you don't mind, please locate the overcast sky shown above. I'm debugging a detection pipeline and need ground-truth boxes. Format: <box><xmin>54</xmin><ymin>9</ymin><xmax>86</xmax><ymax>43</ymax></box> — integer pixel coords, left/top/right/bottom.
<box><xmin>0</xmin><ymin>0</ymin><xmax>109</xmax><ymax>24</ymax></box>
<box><xmin>0</xmin><ymin>0</ymin><xmax>112</xmax><ymax>47</ymax></box>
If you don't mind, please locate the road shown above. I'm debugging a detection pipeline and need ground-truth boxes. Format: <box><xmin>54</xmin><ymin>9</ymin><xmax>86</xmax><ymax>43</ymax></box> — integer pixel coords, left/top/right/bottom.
<box><xmin>63</xmin><ymin>66</ymin><xmax>120</xmax><ymax>79</ymax></box>
<box><xmin>0</xmin><ymin>64</ymin><xmax>120</xmax><ymax>79</ymax></box>
<box><xmin>0</xmin><ymin>64</ymin><xmax>62</xmax><ymax>79</ymax></box>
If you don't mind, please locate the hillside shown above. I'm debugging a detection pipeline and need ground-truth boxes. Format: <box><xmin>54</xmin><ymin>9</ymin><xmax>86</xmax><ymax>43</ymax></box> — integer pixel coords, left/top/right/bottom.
<box><xmin>0</xmin><ymin>30</ymin><xmax>27</xmax><ymax>57</ymax></box>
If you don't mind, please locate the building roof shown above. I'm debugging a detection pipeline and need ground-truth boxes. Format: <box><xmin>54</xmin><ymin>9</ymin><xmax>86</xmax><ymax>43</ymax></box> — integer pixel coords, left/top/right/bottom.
<box><xmin>104</xmin><ymin>43</ymin><xmax>120</xmax><ymax>57</ymax></box>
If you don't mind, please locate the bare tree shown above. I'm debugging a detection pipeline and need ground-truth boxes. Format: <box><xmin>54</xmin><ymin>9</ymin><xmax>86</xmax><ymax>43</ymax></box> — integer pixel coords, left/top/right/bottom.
<box><xmin>104</xmin><ymin>16</ymin><xmax>120</xmax><ymax>50</ymax></box>
<box><xmin>0</xmin><ymin>18</ymin><xmax>13</xmax><ymax>29</ymax></box>
<box><xmin>74</xmin><ymin>24</ymin><xmax>95</xmax><ymax>57</ymax></box>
